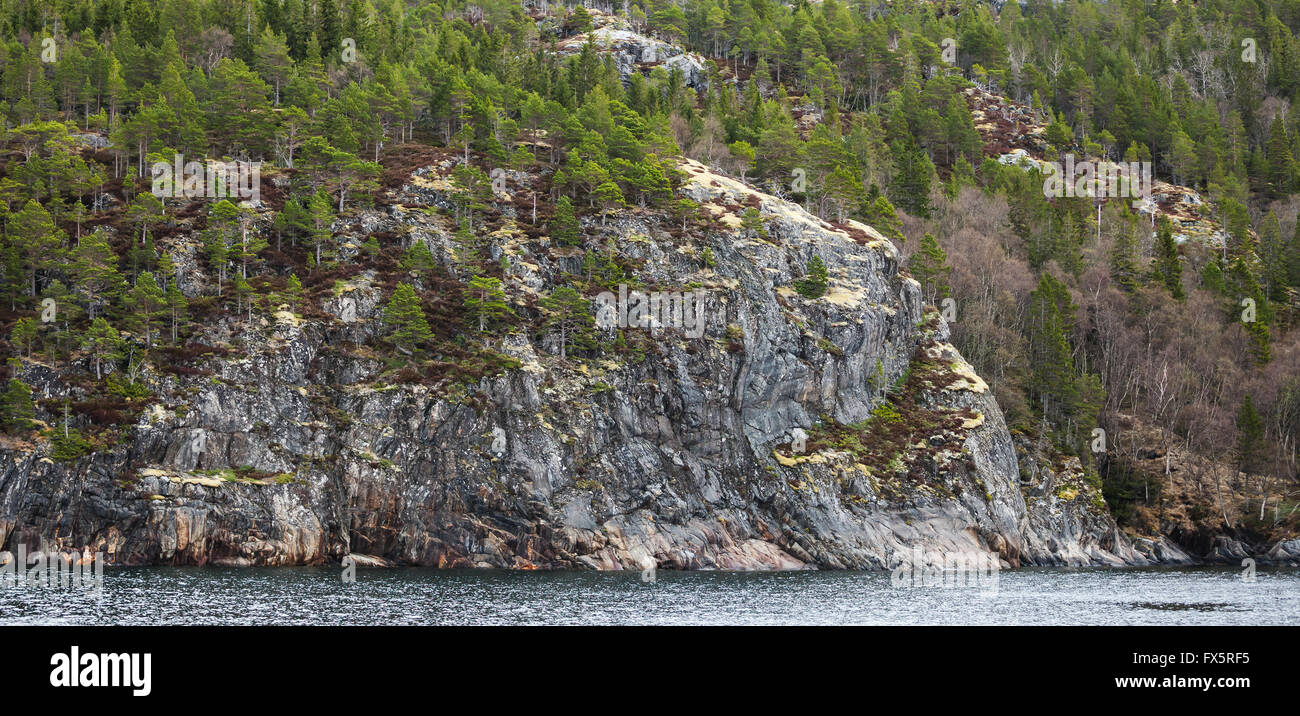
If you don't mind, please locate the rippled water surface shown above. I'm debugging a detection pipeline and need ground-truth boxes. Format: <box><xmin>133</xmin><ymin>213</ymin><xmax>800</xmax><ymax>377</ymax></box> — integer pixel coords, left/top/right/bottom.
<box><xmin>1</xmin><ymin>566</ymin><xmax>1296</xmax><ymax>625</ymax></box>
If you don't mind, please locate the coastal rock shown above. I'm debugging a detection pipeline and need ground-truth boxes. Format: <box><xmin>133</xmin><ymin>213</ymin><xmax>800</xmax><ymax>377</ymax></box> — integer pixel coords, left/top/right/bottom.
<box><xmin>0</xmin><ymin>159</ymin><xmax>1150</xmax><ymax>571</ymax></box>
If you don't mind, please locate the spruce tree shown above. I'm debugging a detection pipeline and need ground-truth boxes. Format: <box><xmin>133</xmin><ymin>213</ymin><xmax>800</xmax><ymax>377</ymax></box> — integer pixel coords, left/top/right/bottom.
<box><xmin>550</xmin><ymin>196</ymin><xmax>581</xmax><ymax>246</ymax></box>
<box><xmin>1154</xmin><ymin>216</ymin><xmax>1184</xmax><ymax>299</ymax></box>
<box><xmin>908</xmin><ymin>232</ymin><xmax>951</xmax><ymax>304</ymax></box>
<box><xmin>795</xmin><ymin>255</ymin><xmax>829</xmax><ymax>298</ymax></box>
<box><xmin>1236</xmin><ymin>394</ymin><xmax>1265</xmax><ymax>474</ymax></box>
<box><xmin>1109</xmin><ymin>220</ymin><xmax>1141</xmax><ymax>291</ymax></box>
<box><xmin>400</xmin><ymin>239</ymin><xmax>437</xmax><ymax>274</ymax></box>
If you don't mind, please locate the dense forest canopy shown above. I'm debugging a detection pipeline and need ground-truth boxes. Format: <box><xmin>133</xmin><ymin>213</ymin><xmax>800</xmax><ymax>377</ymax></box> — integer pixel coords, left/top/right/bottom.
<box><xmin>0</xmin><ymin>0</ymin><xmax>1298</xmax><ymax>537</ymax></box>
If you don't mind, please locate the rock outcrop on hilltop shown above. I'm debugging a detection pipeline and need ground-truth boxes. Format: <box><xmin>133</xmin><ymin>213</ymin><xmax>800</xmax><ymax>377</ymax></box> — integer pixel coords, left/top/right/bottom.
<box><xmin>554</xmin><ymin>12</ymin><xmax>711</xmax><ymax>88</ymax></box>
<box><xmin>0</xmin><ymin>155</ymin><xmax>1166</xmax><ymax>571</ymax></box>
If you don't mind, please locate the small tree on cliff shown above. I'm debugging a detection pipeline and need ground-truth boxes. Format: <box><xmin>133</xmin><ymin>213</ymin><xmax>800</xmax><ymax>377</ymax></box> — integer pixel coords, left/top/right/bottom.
<box><xmin>550</xmin><ymin>196</ymin><xmax>581</xmax><ymax>246</ymax></box>
<box><xmin>542</xmin><ymin>285</ymin><xmax>594</xmax><ymax>360</ymax></box>
<box><xmin>464</xmin><ymin>275</ymin><xmax>510</xmax><ymax>333</ymax></box>
<box><xmin>0</xmin><ymin>378</ymin><xmax>35</xmax><ymax>431</ymax></box>
<box><xmin>383</xmin><ymin>283</ymin><xmax>432</xmax><ymax>356</ymax></box>
<box><xmin>81</xmin><ymin>317</ymin><xmax>123</xmax><ymax>380</ymax></box>
<box><xmin>795</xmin><ymin>255</ymin><xmax>829</xmax><ymax>298</ymax></box>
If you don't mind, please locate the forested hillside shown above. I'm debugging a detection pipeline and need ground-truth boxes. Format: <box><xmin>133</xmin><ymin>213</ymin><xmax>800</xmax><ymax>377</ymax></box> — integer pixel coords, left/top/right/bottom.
<box><xmin>0</xmin><ymin>0</ymin><xmax>1297</xmax><ymax>561</ymax></box>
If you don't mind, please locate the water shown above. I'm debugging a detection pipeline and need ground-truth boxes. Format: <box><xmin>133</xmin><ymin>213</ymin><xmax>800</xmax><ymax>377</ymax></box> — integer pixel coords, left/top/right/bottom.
<box><xmin>1</xmin><ymin>566</ymin><xmax>1296</xmax><ymax>625</ymax></box>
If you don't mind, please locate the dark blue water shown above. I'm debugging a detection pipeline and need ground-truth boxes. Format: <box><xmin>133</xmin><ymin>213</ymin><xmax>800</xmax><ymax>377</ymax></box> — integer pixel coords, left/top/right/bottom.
<box><xmin>1</xmin><ymin>566</ymin><xmax>1296</xmax><ymax>625</ymax></box>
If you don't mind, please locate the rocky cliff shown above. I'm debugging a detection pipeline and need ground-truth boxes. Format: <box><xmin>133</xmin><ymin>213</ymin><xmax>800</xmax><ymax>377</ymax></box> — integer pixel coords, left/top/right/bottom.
<box><xmin>2</xmin><ymin>150</ymin><xmax>1203</xmax><ymax>571</ymax></box>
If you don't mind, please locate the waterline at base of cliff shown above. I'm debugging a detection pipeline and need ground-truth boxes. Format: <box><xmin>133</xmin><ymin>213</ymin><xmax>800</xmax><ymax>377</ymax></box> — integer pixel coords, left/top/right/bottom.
<box><xmin>2</xmin><ymin>565</ymin><xmax>1296</xmax><ymax>626</ymax></box>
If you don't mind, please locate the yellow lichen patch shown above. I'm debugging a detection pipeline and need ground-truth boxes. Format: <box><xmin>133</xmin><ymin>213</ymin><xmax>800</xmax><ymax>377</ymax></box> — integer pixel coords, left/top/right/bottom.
<box><xmin>716</xmin><ymin>211</ymin><xmax>743</xmax><ymax>228</ymax></box>
<box><xmin>822</xmin><ymin>281</ymin><xmax>869</xmax><ymax>308</ymax></box>
<box><xmin>945</xmin><ymin>362</ymin><xmax>989</xmax><ymax>394</ymax></box>
<box><xmin>274</xmin><ymin>309</ymin><xmax>303</xmax><ymax>327</ymax></box>
<box><xmin>489</xmin><ymin>222</ymin><xmax>525</xmax><ymax>241</ymax></box>
<box><xmin>172</xmin><ymin>473</ymin><xmax>224</xmax><ymax>488</ymax></box>
<box><xmin>961</xmin><ymin>412</ymin><xmax>986</xmax><ymax>429</ymax></box>
<box><xmin>410</xmin><ymin>172</ymin><xmax>453</xmax><ymax>192</ymax></box>
<box><xmin>773</xmin><ymin>450</ymin><xmax>828</xmax><ymax>467</ymax></box>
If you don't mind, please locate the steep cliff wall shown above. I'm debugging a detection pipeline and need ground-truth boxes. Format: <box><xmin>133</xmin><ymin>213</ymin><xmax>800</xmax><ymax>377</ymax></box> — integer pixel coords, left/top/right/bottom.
<box><xmin>0</xmin><ymin>158</ymin><xmax>1151</xmax><ymax>570</ymax></box>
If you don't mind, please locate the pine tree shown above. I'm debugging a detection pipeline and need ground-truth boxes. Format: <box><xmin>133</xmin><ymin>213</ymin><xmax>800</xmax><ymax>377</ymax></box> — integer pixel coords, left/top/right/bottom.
<box><xmin>72</xmin><ymin>229</ymin><xmax>125</xmax><ymax>320</ymax></box>
<box><xmin>542</xmin><ymin>285</ymin><xmax>594</xmax><ymax>360</ymax></box>
<box><xmin>464</xmin><ymin>275</ymin><xmax>510</xmax><ymax>333</ymax></box>
<box><xmin>1245</xmin><ymin>319</ymin><xmax>1272</xmax><ymax>365</ymax></box>
<box><xmin>126</xmin><ymin>272</ymin><xmax>166</xmax><ymax>347</ymax></box>
<box><xmin>232</xmin><ymin>275</ymin><xmax>253</xmax><ymax>319</ymax></box>
<box><xmin>1289</xmin><ymin>218</ymin><xmax>1300</xmax><ymax>289</ymax></box>
<box><xmin>592</xmin><ymin>180</ymin><xmax>624</xmax><ymax>225</ymax></box>
<box><xmin>165</xmin><ymin>282</ymin><xmax>188</xmax><ymax>344</ymax></box>
<box><xmin>10</xmin><ymin>317</ymin><xmax>36</xmax><ymax>357</ymax></box>
<box><xmin>308</xmin><ymin>190</ymin><xmax>334</xmax><ymax>266</ymax></box>
<box><xmin>124</xmin><ymin>192</ymin><xmax>164</xmax><ymax>245</ymax></box>
<box><xmin>383</xmin><ymin>283</ymin><xmax>432</xmax><ymax>356</ymax></box>
<box><xmin>282</xmin><ymin>274</ymin><xmax>303</xmax><ymax>313</ymax></box>
<box><xmin>81</xmin><ymin>317</ymin><xmax>123</xmax><ymax>380</ymax></box>
<box><xmin>10</xmin><ymin>199</ymin><xmax>64</xmax><ymax>296</ymax></box>
<box><xmin>1265</xmin><ymin>114</ymin><xmax>1294</xmax><ymax>198</ymax></box>
<box><xmin>863</xmin><ymin>195</ymin><xmax>905</xmax><ymax>245</ymax></box>
<box><xmin>1044</xmin><ymin>111</ymin><xmax>1074</xmax><ymax>150</ymax></box>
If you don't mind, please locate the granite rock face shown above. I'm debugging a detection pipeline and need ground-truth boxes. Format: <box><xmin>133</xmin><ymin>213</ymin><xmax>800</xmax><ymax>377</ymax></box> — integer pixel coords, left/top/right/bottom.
<box><xmin>555</xmin><ymin>24</ymin><xmax>711</xmax><ymax>89</ymax></box>
<box><xmin>1</xmin><ymin>159</ymin><xmax>1157</xmax><ymax>572</ymax></box>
